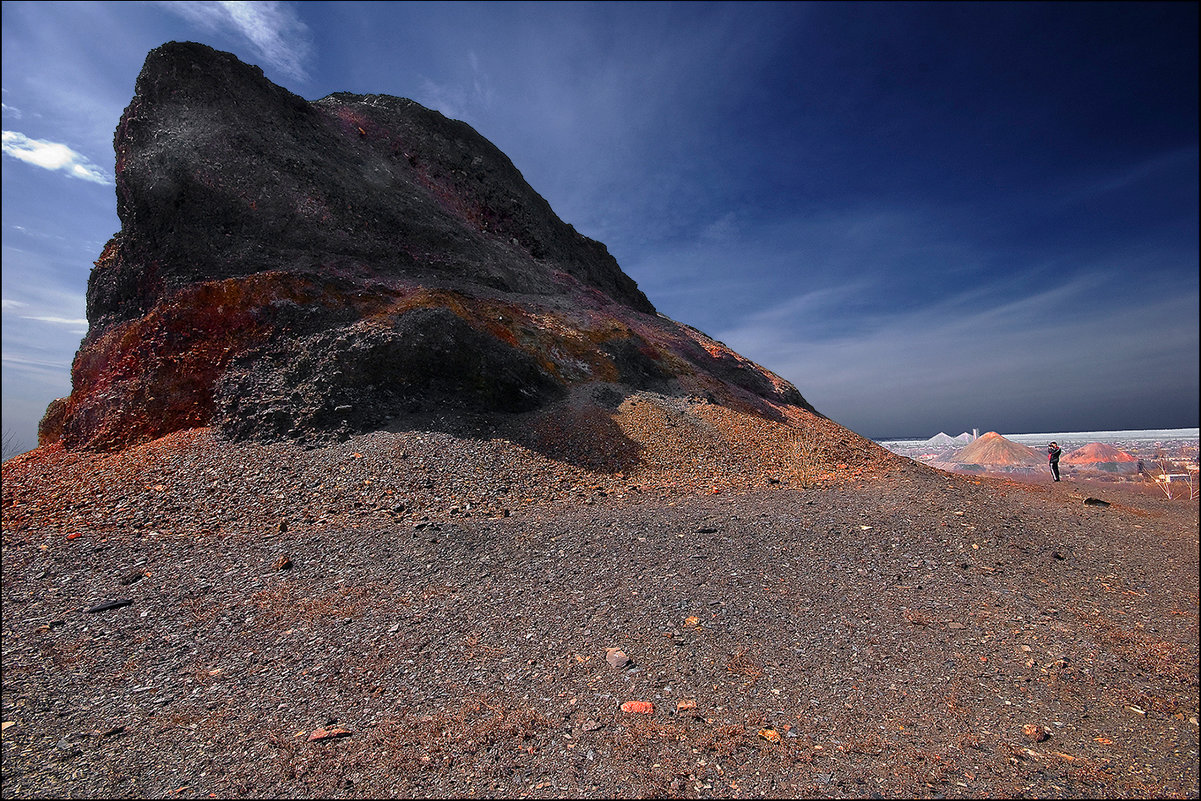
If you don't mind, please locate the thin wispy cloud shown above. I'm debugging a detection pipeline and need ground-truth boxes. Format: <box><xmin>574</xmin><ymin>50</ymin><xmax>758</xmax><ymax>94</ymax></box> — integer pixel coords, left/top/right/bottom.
<box><xmin>0</xmin><ymin>353</ymin><xmax>76</xmax><ymax>372</ymax></box>
<box><xmin>716</xmin><ymin>275</ymin><xmax>1198</xmax><ymax>436</ymax></box>
<box><xmin>1</xmin><ymin>131</ymin><xmax>110</xmax><ymax>184</ymax></box>
<box><xmin>19</xmin><ymin>314</ymin><xmax>88</xmax><ymax>329</ymax></box>
<box><xmin>418</xmin><ymin>50</ymin><xmax>496</xmax><ymax>126</ymax></box>
<box><xmin>160</xmin><ymin>1</ymin><xmax>313</xmax><ymax>82</ymax></box>
<box><xmin>1050</xmin><ymin>147</ymin><xmax>1201</xmax><ymax>212</ymax></box>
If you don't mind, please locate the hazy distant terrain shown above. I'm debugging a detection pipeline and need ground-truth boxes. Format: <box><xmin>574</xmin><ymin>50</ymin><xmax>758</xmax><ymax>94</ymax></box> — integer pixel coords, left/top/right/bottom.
<box><xmin>879</xmin><ymin>428</ymin><xmax>1199</xmax><ymax>482</ymax></box>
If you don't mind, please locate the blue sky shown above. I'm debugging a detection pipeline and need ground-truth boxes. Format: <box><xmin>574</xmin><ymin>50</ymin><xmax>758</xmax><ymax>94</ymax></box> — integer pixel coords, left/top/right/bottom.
<box><xmin>2</xmin><ymin>1</ymin><xmax>1197</xmax><ymax>451</ymax></box>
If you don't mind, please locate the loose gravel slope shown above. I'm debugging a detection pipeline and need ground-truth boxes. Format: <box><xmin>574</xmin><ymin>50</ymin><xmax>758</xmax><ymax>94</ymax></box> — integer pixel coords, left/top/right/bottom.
<box><xmin>2</xmin><ymin>404</ymin><xmax>1197</xmax><ymax>798</ymax></box>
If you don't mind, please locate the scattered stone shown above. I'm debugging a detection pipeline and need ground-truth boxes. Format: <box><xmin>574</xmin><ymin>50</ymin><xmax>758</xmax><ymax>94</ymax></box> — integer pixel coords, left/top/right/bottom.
<box><xmin>54</xmin><ymin>736</ymin><xmax>83</xmax><ymax>759</ymax></box>
<box><xmin>758</xmin><ymin>728</ymin><xmax>781</xmax><ymax>743</ymax></box>
<box><xmin>620</xmin><ymin>701</ymin><xmax>654</xmax><ymax>715</ymax></box>
<box><xmin>1052</xmin><ymin>551</ymin><xmax>1065</xmax><ymax>560</ymax></box>
<box><xmin>273</xmin><ymin>555</ymin><xmax>293</xmax><ymax>571</ymax></box>
<box><xmin>278</xmin><ymin>519</ymin><xmax>288</xmax><ymax>533</ymax></box>
<box><xmin>948</xmin><ymin>622</ymin><xmax>966</xmax><ymax>629</ymax></box>
<box><xmin>1023</xmin><ymin>724</ymin><xmax>1050</xmax><ymax>742</ymax></box>
<box><xmin>1083</xmin><ymin>497</ymin><xmax>1110</xmax><ymax>507</ymax></box>
<box><xmin>676</xmin><ymin>699</ymin><xmax>698</xmax><ymax>713</ymax></box>
<box><xmin>580</xmin><ymin>720</ymin><xmax>602</xmax><ymax>732</ymax></box>
<box><xmin>307</xmin><ymin>727</ymin><xmax>351</xmax><ymax>742</ymax></box>
<box><xmin>119</xmin><ymin>569</ymin><xmax>146</xmax><ymax>585</ymax></box>
<box><xmin>605</xmin><ymin>648</ymin><xmax>631</xmax><ymax>669</ymax></box>
<box><xmin>84</xmin><ymin>599</ymin><xmax>133</xmax><ymax>614</ymax></box>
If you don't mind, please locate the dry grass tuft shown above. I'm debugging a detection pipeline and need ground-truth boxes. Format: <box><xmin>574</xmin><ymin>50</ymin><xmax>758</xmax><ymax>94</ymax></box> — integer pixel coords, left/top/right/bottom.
<box><xmin>788</xmin><ymin>426</ymin><xmax>823</xmax><ymax>488</ymax></box>
<box><xmin>724</xmin><ymin>647</ymin><xmax>764</xmax><ymax>686</ymax></box>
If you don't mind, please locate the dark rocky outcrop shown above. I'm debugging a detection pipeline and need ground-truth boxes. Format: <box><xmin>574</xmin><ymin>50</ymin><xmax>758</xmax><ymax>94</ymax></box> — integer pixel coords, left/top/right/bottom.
<box><xmin>88</xmin><ymin>41</ymin><xmax>651</xmax><ymax>335</ymax></box>
<box><xmin>43</xmin><ymin>41</ymin><xmax>818</xmax><ymax>450</ymax></box>
<box><xmin>215</xmin><ymin>307</ymin><xmax>565</xmax><ymax>441</ymax></box>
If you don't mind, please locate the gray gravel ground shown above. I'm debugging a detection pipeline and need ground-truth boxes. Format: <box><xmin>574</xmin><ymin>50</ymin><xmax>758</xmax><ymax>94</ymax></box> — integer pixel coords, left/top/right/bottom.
<box><xmin>2</xmin><ymin>426</ymin><xmax>1197</xmax><ymax>798</ymax></box>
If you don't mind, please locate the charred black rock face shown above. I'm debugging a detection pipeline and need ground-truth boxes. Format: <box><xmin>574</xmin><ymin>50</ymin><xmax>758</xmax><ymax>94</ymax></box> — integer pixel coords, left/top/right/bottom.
<box><xmin>600</xmin><ymin>336</ymin><xmax>676</xmax><ymax>393</ymax></box>
<box><xmin>45</xmin><ymin>41</ymin><xmax>817</xmax><ymax>451</ymax></box>
<box><xmin>214</xmin><ymin>308</ymin><xmax>565</xmax><ymax>443</ymax></box>
<box><xmin>87</xmin><ymin>41</ymin><xmax>652</xmax><ymax>337</ymax></box>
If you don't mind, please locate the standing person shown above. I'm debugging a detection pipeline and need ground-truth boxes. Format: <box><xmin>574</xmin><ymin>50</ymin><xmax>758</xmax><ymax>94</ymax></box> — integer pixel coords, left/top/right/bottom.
<box><xmin>1048</xmin><ymin>442</ymin><xmax>1062</xmax><ymax>482</ymax></box>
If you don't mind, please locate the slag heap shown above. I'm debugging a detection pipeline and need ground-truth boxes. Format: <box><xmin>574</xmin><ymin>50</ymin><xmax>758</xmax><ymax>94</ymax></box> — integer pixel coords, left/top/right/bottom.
<box><xmin>41</xmin><ymin>41</ymin><xmax>816</xmax><ymax>450</ymax></box>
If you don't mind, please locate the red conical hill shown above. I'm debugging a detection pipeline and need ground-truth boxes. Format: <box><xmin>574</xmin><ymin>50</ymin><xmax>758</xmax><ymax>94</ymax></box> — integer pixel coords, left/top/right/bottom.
<box><xmin>1063</xmin><ymin>442</ymin><xmax>1137</xmax><ymax>464</ymax></box>
<box><xmin>951</xmin><ymin>431</ymin><xmax>1043</xmax><ymax>466</ymax></box>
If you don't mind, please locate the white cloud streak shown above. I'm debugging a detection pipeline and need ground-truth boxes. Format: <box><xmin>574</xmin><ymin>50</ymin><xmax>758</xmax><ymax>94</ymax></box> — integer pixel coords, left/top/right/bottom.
<box><xmin>160</xmin><ymin>1</ymin><xmax>313</xmax><ymax>82</ymax></box>
<box><xmin>418</xmin><ymin>50</ymin><xmax>497</xmax><ymax>127</ymax></box>
<box><xmin>0</xmin><ymin>353</ymin><xmax>75</xmax><ymax>372</ymax></box>
<box><xmin>20</xmin><ymin>315</ymin><xmax>88</xmax><ymax>329</ymax></box>
<box><xmin>1</xmin><ymin>131</ymin><xmax>110</xmax><ymax>184</ymax></box>
<box><xmin>715</xmin><ymin>276</ymin><xmax>1198</xmax><ymax>436</ymax></box>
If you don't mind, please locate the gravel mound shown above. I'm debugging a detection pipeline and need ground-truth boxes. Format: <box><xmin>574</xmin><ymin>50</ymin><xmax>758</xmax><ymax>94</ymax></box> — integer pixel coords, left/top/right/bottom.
<box><xmin>2</xmin><ymin>409</ymin><xmax>1197</xmax><ymax>798</ymax></box>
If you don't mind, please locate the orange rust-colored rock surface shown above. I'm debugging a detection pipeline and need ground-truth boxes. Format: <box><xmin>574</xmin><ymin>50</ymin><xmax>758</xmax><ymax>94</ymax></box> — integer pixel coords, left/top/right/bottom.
<box><xmin>620</xmin><ymin>701</ymin><xmax>655</xmax><ymax>715</ymax></box>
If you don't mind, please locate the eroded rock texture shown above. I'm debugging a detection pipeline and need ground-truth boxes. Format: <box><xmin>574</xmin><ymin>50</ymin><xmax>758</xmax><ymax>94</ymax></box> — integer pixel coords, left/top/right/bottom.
<box><xmin>43</xmin><ymin>41</ymin><xmax>816</xmax><ymax>450</ymax></box>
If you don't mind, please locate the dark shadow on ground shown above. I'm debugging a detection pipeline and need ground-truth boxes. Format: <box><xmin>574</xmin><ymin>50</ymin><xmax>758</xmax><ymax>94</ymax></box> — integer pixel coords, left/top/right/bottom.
<box><xmin>374</xmin><ymin>395</ymin><xmax>645</xmax><ymax>475</ymax></box>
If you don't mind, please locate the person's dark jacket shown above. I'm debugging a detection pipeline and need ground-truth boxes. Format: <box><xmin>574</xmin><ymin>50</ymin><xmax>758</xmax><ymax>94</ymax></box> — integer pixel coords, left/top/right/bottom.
<box><xmin>1048</xmin><ymin>446</ymin><xmax>1061</xmax><ymax>464</ymax></box>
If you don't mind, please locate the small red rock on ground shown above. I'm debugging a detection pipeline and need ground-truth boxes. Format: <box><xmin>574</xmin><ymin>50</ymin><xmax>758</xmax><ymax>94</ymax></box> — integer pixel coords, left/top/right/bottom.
<box><xmin>1024</xmin><ymin>724</ymin><xmax>1051</xmax><ymax>742</ymax></box>
<box><xmin>307</xmin><ymin>727</ymin><xmax>351</xmax><ymax>742</ymax></box>
<box><xmin>605</xmin><ymin>648</ymin><xmax>630</xmax><ymax>669</ymax></box>
<box><xmin>758</xmin><ymin>728</ymin><xmax>781</xmax><ymax>743</ymax></box>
